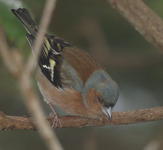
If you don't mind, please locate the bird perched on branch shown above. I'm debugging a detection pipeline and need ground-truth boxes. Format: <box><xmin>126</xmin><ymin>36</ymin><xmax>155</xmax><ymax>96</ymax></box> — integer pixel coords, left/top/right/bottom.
<box><xmin>11</xmin><ymin>8</ymin><xmax>119</xmax><ymax>127</ymax></box>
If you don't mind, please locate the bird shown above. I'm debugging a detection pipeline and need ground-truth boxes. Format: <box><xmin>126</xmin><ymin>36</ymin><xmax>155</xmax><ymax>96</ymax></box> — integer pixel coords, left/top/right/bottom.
<box><xmin>11</xmin><ymin>8</ymin><xmax>119</xmax><ymax>125</ymax></box>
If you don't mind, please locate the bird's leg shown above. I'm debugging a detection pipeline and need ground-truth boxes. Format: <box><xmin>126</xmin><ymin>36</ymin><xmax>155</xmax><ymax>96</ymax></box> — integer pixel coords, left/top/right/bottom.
<box><xmin>47</xmin><ymin>103</ymin><xmax>62</xmax><ymax>128</ymax></box>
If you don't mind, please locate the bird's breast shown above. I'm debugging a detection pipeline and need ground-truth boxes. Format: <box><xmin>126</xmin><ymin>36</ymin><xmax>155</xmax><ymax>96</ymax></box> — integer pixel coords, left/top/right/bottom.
<box><xmin>36</xmin><ymin>67</ymin><xmax>104</xmax><ymax>118</ymax></box>
<box><xmin>36</xmin><ymin>66</ymin><xmax>88</xmax><ymax>116</ymax></box>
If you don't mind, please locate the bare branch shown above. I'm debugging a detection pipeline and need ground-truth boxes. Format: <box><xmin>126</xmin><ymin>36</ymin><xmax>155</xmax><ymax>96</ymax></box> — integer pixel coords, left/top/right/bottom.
<box><xmin>0</xmin><ymin>0</ymin><xmax>64</xmax><ymax>150</ymax></box>
<box><xmin>18</xmin><ymin>78</ymin><xmax>63</xmax><ymax>150</ymax></box>
<box><xmin>0</xmin><ymin>107</ymin><xmax>163</xmax><ymax>130</ymax></box>
<box><xmin>18</xmin><ymin>0</ymin><xmax>64</xmax><ymax>150</ymax></box>
<box><xmin>108</xmin><ymin>0</ymin><xmax>163</xmax><ymax>53</ymax></box>
<box><xmin>24</xmin><ymin>0</ymin><xmax>56</xmax><ymax>77</ymax></box>
<box><xmin>80</xmin><ymin>18</ymin><xmax>163</xmax><ymax>69</ymax></box>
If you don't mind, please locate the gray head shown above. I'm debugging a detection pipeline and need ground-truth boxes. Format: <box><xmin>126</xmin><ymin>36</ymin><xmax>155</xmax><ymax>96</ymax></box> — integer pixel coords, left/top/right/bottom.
<box><xmin>82</xmin><ymin>70</ymin><xmax>119</xmax><ymax>119</ymax></box>
<box><xmin>95</xmin><ymin>79</ymin><xmax>119</xmax><ymax>119</ymax></box>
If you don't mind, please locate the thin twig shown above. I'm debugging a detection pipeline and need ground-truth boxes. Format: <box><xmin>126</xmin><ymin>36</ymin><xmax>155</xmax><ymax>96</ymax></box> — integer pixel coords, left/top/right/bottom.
<box><xmin>0</xmin><ymin>107</ymin><xmax>163</xmax><ymax>130</ymax></box>
<box><xmin>23</xmin><ymin>0</ymin><xmax>56</xmax><ymax>77</ymax></box>
<box><xmin>19</xmin><ymin>0</ymin><xmax>63</xmax><ymax>150</ymax></box>
<box><xmin>80</xmin><ymin>18</ymin><xmax>163</xmax><ymax>68</ymax></box>
<box><xmin>108</xmin><ymin>0</ymin><xmax>163</xmax><ymax>53</ymax></box>
<box><xmin>0</xmin><ymin>0</ymin><xmax>63</xmax><ymax>150</ymax></box>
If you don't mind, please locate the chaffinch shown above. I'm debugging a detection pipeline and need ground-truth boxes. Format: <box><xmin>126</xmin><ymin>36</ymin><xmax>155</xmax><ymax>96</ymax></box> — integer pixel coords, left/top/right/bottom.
<box><xmin>11</xmin><ymin>8</ymin><xmax>119</xmax><ymax>123</ymax></box>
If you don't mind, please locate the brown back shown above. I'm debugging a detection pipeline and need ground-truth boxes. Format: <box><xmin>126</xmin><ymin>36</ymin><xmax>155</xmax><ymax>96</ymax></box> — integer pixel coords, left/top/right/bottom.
<box><xmin>62</xmin><ymin>47</ymin><xmax>103</xmax><ymax>84</ymax></box>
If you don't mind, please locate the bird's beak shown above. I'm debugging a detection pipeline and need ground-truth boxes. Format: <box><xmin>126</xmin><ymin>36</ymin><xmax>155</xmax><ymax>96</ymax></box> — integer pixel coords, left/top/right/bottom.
<box><xmin>102</xmin><ymin>106</ymin><xmax>112</xmax><ymax>120</ymax></box>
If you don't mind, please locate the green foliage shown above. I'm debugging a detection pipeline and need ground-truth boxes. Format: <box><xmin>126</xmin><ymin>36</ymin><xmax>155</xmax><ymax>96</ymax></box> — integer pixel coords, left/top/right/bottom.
<box><xmin>0</xmin><ymin>3</ymin><xmax>26</xmax><ymax>49</ymax></box>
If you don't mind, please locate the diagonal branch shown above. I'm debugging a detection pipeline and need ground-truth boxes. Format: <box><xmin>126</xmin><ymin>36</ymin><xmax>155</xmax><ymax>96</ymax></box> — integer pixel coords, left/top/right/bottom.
<box><xmin>108</xmin><ymin>0</ymin><xmax>163</xmax><ymax>53</ymax></box>
<box><xmin>0</xmin><ymin>0</ymin><xmax>64</xmax><ymax>150</ymax></box>
<box><xmin>18</xmin><ymin>0</ymin><xmax>64</xmax><ymax>150</ymax></box>
<box><xmin>0</xmin><ymin>107</ymin><xmax>163</xmax><ymax>130</ymax></box>
<box><xmin>24</xmin><ymin>0</ymin><xmax>56</xmax><ymax>77</ymax></box>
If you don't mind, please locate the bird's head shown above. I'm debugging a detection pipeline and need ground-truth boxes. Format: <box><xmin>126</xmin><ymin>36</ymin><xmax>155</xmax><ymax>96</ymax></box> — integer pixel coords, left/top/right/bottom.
<box><xmin>94</xmin><ymin>79</ymin><xmax>119</xmax><ymax>119</ymax></box>
<box><xmin>83</xmin><ymin>70</ymin><xmax>119</xmax><ymax>119</ymax></box>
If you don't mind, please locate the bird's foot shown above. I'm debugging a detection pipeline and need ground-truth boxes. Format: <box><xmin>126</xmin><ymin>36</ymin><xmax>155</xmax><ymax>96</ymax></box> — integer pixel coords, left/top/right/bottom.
<box><xmin>48</xmin><ymin>103</ymin><xmax>62</xmax><ymax>128</ymax></box>
<box><xmin>49</xmin><ymin>112</ymin><xmax>62</xmax><ymax>128</ymax></box>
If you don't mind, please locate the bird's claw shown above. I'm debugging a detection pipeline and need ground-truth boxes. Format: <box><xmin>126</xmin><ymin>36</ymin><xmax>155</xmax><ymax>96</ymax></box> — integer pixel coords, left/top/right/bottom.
<box><xmin>50</xmin><ymin>112</ymin><xmax>62</xmax><ymax>128</ymax></box>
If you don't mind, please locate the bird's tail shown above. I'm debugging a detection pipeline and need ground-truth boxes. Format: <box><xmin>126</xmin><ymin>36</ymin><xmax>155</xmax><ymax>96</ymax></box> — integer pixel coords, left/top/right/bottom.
<box><xmin>11</xmin><ymin>8</ymin><xmax>38</xmax><ymax>36</ymax></box>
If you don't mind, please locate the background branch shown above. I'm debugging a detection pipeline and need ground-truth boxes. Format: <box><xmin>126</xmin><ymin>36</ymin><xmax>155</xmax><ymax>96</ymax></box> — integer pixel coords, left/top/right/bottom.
<box><xmin>108</xmin><ymin>0</ymin><xmax>163</xmax><ymax>53</ymax></box>
<box><xmin>19</xmin><ymin>0</ymin><xmax>64</xmax><ymax>150</ymax></box>
<box><xmin>24</xmin><ymin>0</ymin><xmax>56</xmax><ymax>76</ymax></box>
<box><xmin>0</xmin><ymin>107</ymin><xmax>163</xmax><ymax>130</ymax></box>
<box><xmin>0</xmin><ymin>0</ymin><xmax>63</xmax><ymax>150</ymax></box>
<box><xmin>80</xmin><ymin>18</ymin><xmax>163</xmax><ymax>69</ymax></box>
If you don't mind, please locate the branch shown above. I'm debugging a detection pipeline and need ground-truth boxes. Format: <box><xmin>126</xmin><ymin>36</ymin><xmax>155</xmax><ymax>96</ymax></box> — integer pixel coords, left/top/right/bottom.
<box><xmin>24</xmin><ymin>0</ymin><xmax>56</xmax><ymax>76</ymax></box>
<box><xmin>0</xmin><ymin>0</ymin><xmax>64</xmax><ymax>150</ymax></box>
<box><xmin>108</xmin><ymin>0</ymin><xmax>163</xmax><ymax>53</ymax></box>
<box><xmin>0</xmin><ymin>107</ymin><xmax>163</xmax><ymax>130</ymax></box>
<box><xmin>80</xmin><ymin>18</ymin><xmax>163</xmax><ymax>69</ymax></box>
<box><xmin>18</xmin><ymin>0</ymin><xmax>64</xmax><ymax>150</ymax></box>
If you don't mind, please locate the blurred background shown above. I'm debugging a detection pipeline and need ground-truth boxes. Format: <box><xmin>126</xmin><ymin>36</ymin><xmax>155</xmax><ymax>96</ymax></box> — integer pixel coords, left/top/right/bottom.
<box><xmin>0</xmin><ymin>0</ymin><xmax>163</xmax><ymax>150</ymax></box>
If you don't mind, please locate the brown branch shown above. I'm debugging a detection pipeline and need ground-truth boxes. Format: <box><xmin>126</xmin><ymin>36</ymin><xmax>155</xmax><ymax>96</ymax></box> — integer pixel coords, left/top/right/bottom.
<box><xmin>0</xmin><ymin>0</ymin><xmax>64</xmax><ymax>150</ymax></box>
<box><xmin>24</xmin><ymin>0</ymin><xmax>56</xmax><ymax>76</ymax></box>
<box><xmin>108</xmin><ymin>0</ymin><xmax>163</xmax><ymax>53</ymax></box>
<box><xmin>80</xmin><ymin>18</ymin><xmax>163</xmax><ymax>69</ymax></box>
<box><xmin>18</xmin><ymin>0</ymin><xmax>64</xmax><ymax>150</ymax></box>
<box><xmin>0</xmin><ymin>107</ymin><xmax>163</xmax><ymax>130</ymax></box>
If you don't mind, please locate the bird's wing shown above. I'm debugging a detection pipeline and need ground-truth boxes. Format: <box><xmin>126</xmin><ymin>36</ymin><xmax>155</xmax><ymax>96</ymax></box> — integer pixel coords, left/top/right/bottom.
<box><xmin>48</xmin><ymin>35</ymin><xmax>103</xmax><ymax>90</ymax></box>
<box><xmin>26</xmin><ymin>34</ymin><xmax>70</xmax><ymax>88</ymax></box>
<box><xmin>12</xmin><ymin>8</ymin><xmax>103</xmax><ymax>91</ymax></box>
<box><xmin>27</xmin><ymin>33</ymin><xmax>103</xmax><ymax>91</ymax></box>
<box><xmin>61</xmin><ymin>47</ymin><xmax>102</xmax><ymax>86</ymax></box>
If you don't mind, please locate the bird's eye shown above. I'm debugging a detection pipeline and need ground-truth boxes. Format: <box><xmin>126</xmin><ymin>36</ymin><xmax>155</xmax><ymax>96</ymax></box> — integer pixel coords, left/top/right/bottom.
<box><xmin>97</xmin><ymin>96</ymin><xmax>104</xmax><ymax>104</ymax></box>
